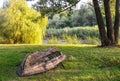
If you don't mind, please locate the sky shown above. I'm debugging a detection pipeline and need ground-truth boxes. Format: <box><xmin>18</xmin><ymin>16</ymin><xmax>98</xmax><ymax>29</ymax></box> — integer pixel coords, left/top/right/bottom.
<box><xmin>0</xmin><ymin>0</ymin><xmax>4</xmax><ymax>8</ymax></box>
<box><xmin>0</xmin><ymin>0</ymin><xmax>92</xmax><ymax>8</ymax></box>
<box><xmin>76</xmin><ymin>0</ymin><xmax>92</xmax><ymax>9</ymax></box>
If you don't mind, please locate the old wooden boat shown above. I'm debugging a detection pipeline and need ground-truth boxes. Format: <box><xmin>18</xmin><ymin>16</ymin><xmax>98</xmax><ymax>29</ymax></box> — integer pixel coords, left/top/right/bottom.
<box><xmin>17</xmin><ymin>47</ymin><xmax>66</xmax><ymax>76</ymax></box>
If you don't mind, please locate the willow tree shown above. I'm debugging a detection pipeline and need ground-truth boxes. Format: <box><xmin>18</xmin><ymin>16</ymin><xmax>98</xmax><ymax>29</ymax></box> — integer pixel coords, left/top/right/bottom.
<box><xmin>0</xmin><ymin>0</ymin><xmax>48</xmax><ymax>44</ymax></box>
<box><xmin>93</xmin><ymin>0</ymin><xmax>120</xmax><ymax>46</ymax></box>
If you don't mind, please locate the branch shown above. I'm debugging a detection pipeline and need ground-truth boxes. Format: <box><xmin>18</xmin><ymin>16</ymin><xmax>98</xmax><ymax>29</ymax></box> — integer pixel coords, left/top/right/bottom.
<box><xmin>57</xmin><ymin>0</ymin><xmax>81</xmax><ymax>13</ymax></box>
<box><xmin>35</xmin><ymin>0</ymin><xmax>81</xmax><ymax>15</ymax></box>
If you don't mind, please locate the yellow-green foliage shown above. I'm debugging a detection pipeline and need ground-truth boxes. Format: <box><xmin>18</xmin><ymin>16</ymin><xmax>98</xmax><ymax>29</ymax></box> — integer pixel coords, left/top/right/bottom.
<box><xmin>101</xmin><ymin>0</ymin><xmax>115</xmax><ymax>16</ymax></box>
<box><xmin>62</xmin><ymin>34</ymin><xmax>81</xmax><ymax>44</ymax></box>
<box><xmin>1</xmin><ymin>0</ymin><xmax>48</xmax><ymax>44</ymax></box>
<box><xmin>47</xmin><ymin>35</ymin><xmax>59</xmax><ymax>44</ymax></box>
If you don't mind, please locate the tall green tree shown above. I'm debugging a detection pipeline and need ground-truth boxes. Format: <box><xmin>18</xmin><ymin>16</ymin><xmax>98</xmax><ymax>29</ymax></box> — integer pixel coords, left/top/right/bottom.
<box><xmin>0</xmin><ymin>0</ymin><xmax>48</xmax><ymax>44</ymax></box>
<box><xmin>35</xmin><ymin>0</ymin><xmax>120</xmax><ymax>46</ymax></box>
<box><xmin>93</xmin><ymin>0</ymin><xmax>120</xmax><ymax>46</ymax></box>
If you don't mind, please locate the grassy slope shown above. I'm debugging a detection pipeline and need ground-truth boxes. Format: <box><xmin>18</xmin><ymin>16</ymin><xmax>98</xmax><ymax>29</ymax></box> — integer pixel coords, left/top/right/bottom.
<box><xmin>0</xmin><ymin>44</ymin><xmax>120</xmax><ymax>81</ymax></box>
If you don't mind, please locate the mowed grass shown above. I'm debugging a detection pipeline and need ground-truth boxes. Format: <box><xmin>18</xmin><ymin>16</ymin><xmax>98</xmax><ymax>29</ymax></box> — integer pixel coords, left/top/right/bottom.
<box><xmin>0</xmin><ymin>44</ymin><xmax>120</xmax><ymax>81</ymax></box>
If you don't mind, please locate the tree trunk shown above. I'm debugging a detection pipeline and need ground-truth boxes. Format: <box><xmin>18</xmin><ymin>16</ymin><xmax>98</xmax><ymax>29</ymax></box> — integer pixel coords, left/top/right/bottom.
<box><xmin>114</xmin><ymin>0</ymin><xmax>120</xmax><ymax>44</ymax></box>
<box><xmin>103</xmin><ymin>0</ymin><xmax>115</xmax><ymax>44</ymax></box>
<box><xmin>93</xmin><ymin>0</ymin><xmax>109</xmax><ymax>46</ymax></box>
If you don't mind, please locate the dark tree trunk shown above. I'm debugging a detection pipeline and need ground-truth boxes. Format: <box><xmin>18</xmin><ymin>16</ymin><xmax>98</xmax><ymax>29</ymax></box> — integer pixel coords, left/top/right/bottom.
<box><xmin>103</xmin><ymin>0</ymin><xmax>115</xmax><ymax>44</ymax></box>
<box><xmin>93</xmin><ymin>0</ymin><xmax>109</xmax><ymax>46</ymax></box>
<box><xmin>114</xmin><ymin>0</ymin><xmax>120</xmax><ymax>44</ymax></box>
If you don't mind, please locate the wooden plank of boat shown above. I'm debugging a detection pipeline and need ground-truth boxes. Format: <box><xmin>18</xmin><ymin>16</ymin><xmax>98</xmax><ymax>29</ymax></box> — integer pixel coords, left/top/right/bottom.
<box><xmin>17</xmin><ymin>47</ymin><xmax>66</xmax><ymax>76</ymax></box>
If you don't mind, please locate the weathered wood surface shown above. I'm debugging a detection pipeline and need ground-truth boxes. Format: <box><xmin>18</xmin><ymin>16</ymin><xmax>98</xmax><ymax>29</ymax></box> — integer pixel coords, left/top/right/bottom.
<box><xmin>17</xmin><ymin>47</ymin><xmax>66</xmax><ymax>76</ymax></box>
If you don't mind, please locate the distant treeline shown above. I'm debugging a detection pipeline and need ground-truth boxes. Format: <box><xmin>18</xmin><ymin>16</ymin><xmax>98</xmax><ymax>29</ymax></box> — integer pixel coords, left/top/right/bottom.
<box><xmin>47</xmin><ymin>5</ymin><xmax>97</xmax><ymax>29</ymax></box>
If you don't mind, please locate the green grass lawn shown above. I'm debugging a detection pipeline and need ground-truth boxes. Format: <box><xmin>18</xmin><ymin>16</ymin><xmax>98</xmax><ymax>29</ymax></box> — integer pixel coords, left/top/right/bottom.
<box><xmin>0</xmin><ymin>44</ymin><xmax>120</xmax><ymax>81</ymax></box>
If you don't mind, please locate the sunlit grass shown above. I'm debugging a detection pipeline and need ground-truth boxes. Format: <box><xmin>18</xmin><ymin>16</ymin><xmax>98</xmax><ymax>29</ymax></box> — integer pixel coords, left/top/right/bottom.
<box><xmin>0</xmin><ymin>44</ymin><xmax>120</xmax><ymax>81</ymax></box>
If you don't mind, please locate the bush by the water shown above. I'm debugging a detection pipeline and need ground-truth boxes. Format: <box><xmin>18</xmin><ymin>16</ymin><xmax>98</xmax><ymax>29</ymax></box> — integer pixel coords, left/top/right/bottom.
<box><xmin>45</xmin><ymin>27</ymin><xmax>99</xmax><ymax>39</ymax></box>
<box><xmin>45</xmin><ymin>27</ymin><xmax>100</xmax><ymax>44</ymax></box>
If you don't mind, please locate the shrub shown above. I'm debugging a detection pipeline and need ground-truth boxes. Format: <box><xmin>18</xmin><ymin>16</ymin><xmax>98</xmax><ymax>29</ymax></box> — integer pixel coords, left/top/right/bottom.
<box><xmin>62</xmin><ymin>34</ymin><xmax>81</xmax><ymax>44</ymax></box>
<box><xmin>45</xmin><ymin>27</ymin><xmax>99</xmax><ymax>39</ymax></box>
<box><xmin>82</xmin><ymin>37</ymin><xmax>100</xmax><ymax>45</ymax></box>
<box><xmin>45</xmin><ymin>27</ymin><xmax>100</xmax><ymax>44</ymax></box>
<box><xmin>47</xmin><ymin>35</ymin><xmax>59</xmax><ymax>44</ymax></box>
